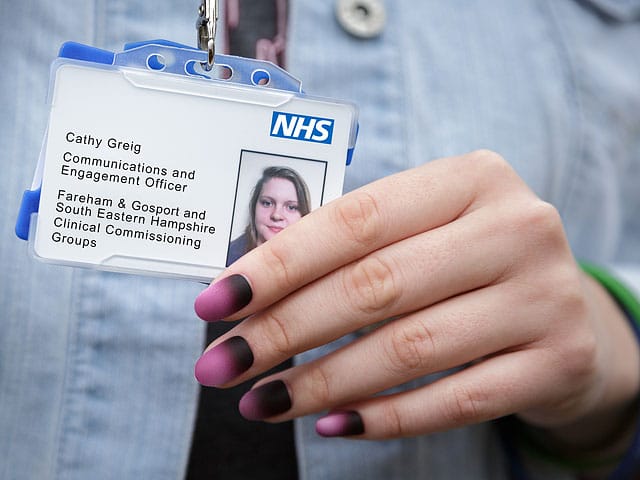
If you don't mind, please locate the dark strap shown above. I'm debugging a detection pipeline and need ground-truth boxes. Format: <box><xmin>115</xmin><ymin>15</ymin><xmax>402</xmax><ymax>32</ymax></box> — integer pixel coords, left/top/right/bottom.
<box><xmin>186</xmin><ymin>2</ymin><xmax>297</xmax><ymax>478</ymax></box>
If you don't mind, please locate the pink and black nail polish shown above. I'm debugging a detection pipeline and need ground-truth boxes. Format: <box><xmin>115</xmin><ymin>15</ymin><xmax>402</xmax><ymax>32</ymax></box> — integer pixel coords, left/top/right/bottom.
<box><xmin>195</xmin><ymin>274</ymin><xmax>253</xmax><ymax>321</ymax></box>
<box><xmin>195</xmin><ymin>336</ymin><xmax>254</xmax><ymax>386</ymax></box>
<box><xmin>239</xmin><ymin>380</ymin><xmax>292</xmax><ymax>420</ymax></box>
<box><xmin>315</xmin><ymin>411</ymin><xmax>364</xmax><ymax>437</ymax></box>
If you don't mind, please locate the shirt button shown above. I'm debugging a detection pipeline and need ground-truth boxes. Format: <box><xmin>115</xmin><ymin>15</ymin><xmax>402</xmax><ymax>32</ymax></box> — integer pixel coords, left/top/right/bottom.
<box><xmin>335</xmin><ymin>0</ymin><xmax>386</xmax><ymax>39</ymax></box>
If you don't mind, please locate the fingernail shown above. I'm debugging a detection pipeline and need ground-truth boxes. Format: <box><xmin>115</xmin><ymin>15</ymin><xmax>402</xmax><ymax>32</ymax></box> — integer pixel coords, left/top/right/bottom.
<box><xmin>315</xmin><ymin>411</ymin><xmax>364</xmax><ymax>437</ymax></box>
<box><xmin>239</xmin><ymin>380</ymin><xmax>292</xmax><ymax>420</ymax></box>
<box><xmin>194</xmin><ymin>336</ymin><xmax>254</xmax><ymax>386</ymax></box>
<box><xmin>195</xmin><ymin>274</ymin><xmax>253</xmax><ymax>321</ymax></box>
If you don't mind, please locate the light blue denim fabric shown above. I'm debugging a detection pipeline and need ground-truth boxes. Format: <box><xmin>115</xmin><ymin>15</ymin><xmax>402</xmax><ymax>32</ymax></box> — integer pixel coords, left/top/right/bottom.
<box><xmin>0</xmin><ymin>3</ymin><xmax>206</xmax><ymax>480</ymax></box>
<box><xmin>1</xmin><ymin>1</ymin><xmax>639</xmax><ymax>479</ymax></box>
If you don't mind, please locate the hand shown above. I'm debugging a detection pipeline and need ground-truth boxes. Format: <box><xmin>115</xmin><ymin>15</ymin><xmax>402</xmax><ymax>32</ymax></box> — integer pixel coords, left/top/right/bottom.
<box><xmin>193</xmin><ymin>150</ymin><xmax>640</xmax><ymax>442</ymax></box>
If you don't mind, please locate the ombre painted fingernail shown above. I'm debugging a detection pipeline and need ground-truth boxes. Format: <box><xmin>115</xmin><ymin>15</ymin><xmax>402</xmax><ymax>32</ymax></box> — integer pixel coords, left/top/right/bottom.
<box><xmin>239</xmin><ymin>380</ymin><xmax>292</xmax><ymax>420</ymax></box>
<box><xmin>315</xmin><ymin>411</ymin><xmax>365</xmax><ymax>437</ymax></box>
<box><xmin>194</xmin><ymin>336</ymin><xmax>254</xmax><ymax>386</ymax></box>
<box><xmin>194</xmin><ymin>274</ymin><xmax>253</xmax><ymax>321</ymax></box>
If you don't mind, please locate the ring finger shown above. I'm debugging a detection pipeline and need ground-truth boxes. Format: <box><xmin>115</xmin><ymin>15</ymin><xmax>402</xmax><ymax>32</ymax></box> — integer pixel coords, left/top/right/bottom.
<box><xmin>236</xmin><ymin>283</ymin><xmax>543</xmax><ymax>422</ymax></box>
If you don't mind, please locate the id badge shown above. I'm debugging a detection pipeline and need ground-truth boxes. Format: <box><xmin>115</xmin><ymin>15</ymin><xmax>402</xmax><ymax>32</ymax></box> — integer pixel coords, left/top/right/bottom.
<box><xmin>15</xmin><ymin>40</ymin><xmax>358</xmax><ymax>281</ymax></box>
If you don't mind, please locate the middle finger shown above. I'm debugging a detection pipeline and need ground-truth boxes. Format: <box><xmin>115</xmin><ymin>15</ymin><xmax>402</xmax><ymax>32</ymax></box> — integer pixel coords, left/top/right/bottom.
<box><xmin>195</xmin><ymin>207</ymin><xmax>518</xmax><ymax>387</ymax></box>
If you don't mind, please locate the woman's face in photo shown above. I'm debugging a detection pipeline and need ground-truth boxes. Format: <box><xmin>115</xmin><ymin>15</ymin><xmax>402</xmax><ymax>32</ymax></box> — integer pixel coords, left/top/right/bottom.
<box><xmin>255</xmin><ymin>177</ymin><xmax>302</xmax><ymax>245</ymax></box>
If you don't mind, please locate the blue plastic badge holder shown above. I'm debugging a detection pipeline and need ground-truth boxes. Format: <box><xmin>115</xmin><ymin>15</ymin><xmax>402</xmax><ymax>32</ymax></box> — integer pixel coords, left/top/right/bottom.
<box><xmin>16</xmin><ymin>40</ymin><xmax>358</xmax><ymax>281</ymax></box>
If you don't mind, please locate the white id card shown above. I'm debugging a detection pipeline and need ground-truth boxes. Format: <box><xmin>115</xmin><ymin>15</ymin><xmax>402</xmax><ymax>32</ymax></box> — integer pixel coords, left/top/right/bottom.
<box><xmin>16</xmin><ymin>41</ymin><xmax>358</xmax><ymax>281</ymax></box>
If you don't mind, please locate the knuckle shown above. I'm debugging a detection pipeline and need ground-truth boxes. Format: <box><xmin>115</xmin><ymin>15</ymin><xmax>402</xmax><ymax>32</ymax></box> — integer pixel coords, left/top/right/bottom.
<box><xmin>501</xmin><ymin>200</ymin><xmax>568</xmax><ymax>262</ymax></box>
<box><xmin>551</xmin><ymin>286</ymin><xmax>598</xmax><ymax>379</ymax></box>
<box><xmin>457</xmin><ymin>150</ymin><xmax>521</xmax><ymax>199</ymax></box>
<box><xmin>379</xmin><ymin>401</ymin><xmax>406</xmax><ymax>438</ymax></box>
<box><xmin>561</xmin><ymin>332</ymin><xmax>598</xmax><ymax>382</ymax></box>
<box><xmin>332</xmin><ymin>191</ymin><xmax>384</xmax><ymax>248</ymax></box>
<box><xmin>468</xmin><ymin>149</ymin><xmax>511</xmax><ymax>177</ymax></box>
<box><xmin>384</xmin><ymin>319</ymin><xmax>435</xmax><ymax>375</ymax></box>
<box><xmin>260</xmin><ymin>240</ymin><xmax>299</xmax><ymax>292</ymax></box>
<box><xmin>260</xmin><ymin>310</ymin><xmax>293</xmax><ymax>356</ymax></box>
<box><xmin>343</xmin><ymin>256</ymin><xmax>402</xmax><ymax>315</ymax></box>
<box><xmin>521</xmin><ymin>200</ymin><xmax>565</xmax><ymax>245</ymax></box>
<box><xmin>555</xmin><ymin>269</ymin><xmax>588</xmax><ymax>314</ymax></box>
<box><xmin>304</xmin><ymin>365</ymin><xmax>333</xmax><ymax>406</ymax></box>
<box><xmin>442</xmin><ymin>385</ymin><xmax>486</xmax><ymax>426</ymax></box>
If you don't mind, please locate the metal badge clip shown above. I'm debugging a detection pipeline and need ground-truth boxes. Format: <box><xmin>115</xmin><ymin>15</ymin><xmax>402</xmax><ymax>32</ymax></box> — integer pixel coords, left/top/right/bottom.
<box><xmin>197</xmin><ymin>0</ymin><xmax>219</xmax><ymax>71</ymax></box>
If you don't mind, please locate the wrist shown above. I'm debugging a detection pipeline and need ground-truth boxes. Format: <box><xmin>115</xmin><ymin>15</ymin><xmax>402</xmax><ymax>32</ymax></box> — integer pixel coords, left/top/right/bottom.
<box><xmin>501</xmin><ymin>263</ymin><xmax>640</xmax><ymax>479</ymax></box>
<box><xmin>579</xmin><ymin>263</ymin><xmax>640</xmax><ymax>479</ymax></box>
<box><xmin>539</xmin><ymin>271</ymin><xmax>640</xmax><ymax>447</ymax></box>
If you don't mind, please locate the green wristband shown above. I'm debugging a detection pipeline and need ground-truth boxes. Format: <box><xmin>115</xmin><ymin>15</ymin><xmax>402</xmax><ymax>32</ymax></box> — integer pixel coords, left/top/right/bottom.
<box><xmin>580</xmin><ymin>262</ymin><xmax>640</xmax><ymax>327</ymax></box>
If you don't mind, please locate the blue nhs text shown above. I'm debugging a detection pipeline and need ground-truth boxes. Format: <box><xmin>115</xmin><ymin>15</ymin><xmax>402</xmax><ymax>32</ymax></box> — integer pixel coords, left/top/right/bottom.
<box><xmin>270</xmin><ymin>111</ymin><xmax>334</xmax><ymax>144</ymax></box>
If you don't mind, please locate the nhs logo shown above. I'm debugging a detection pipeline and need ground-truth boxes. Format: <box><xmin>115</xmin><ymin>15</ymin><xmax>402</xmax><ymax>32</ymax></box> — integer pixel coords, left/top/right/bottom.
<box><xmin>270</xmin><ymin>111</ymin><xmax>334</xmax><ymax>144</ymax></box>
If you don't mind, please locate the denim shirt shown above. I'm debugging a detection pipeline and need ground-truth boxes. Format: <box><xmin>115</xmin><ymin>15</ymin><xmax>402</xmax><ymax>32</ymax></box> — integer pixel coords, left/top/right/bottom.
<box><xmin>1</xmin><ymin>1</ymin><xmax>639</xmax><ymax>479</ymax></box>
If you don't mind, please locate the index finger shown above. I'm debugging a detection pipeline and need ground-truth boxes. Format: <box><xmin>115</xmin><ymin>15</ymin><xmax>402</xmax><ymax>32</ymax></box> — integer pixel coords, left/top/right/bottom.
<box><xmin>194</xmin><ymin>151</ymin><xmax>507</xmax><ymax>321</ymax></box>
